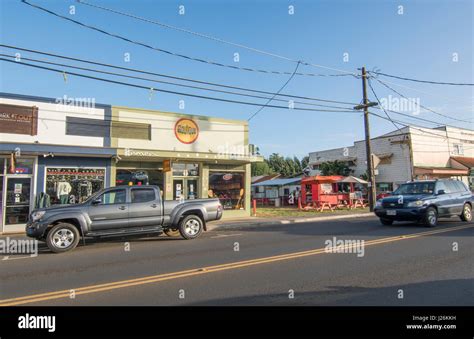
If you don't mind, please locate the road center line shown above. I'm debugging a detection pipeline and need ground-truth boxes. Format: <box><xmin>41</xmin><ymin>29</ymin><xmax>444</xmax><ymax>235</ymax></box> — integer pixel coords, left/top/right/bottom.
<box><xmin>0</xmin><ymin>224</ymin><xmax>472</xmax><ymax>306</ymax></box>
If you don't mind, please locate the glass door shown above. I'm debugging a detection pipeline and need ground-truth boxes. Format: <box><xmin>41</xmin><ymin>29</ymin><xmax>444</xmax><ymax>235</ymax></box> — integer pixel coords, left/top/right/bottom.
<box><xmin>186</xmin><ymin>179</ymin><xmax>198</xmax><ymax>200</ymax></box>
<box><xmin>173</xmin><ymin>179</ymin><xmax>184</xmax><ymax>200</ymax></box>
<box><xmin>173</xmin><ymin>178</ymin><xmax>199</xmax><ymax>200</ymax></box>
<box><xmin>5</xmin><ymin>177</ymin><xmax>32</xmax><ymax>226</ymax></box>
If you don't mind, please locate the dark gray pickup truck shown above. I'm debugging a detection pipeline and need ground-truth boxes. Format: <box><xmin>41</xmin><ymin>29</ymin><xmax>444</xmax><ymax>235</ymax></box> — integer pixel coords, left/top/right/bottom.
<box><xmin>26</xmin><ymin>185</ymin><xmax>223</xmax><ymax>253</ymax></box>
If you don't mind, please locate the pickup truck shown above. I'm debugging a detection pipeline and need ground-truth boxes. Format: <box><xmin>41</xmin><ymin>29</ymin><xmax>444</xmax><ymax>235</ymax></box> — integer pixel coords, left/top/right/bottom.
<box><xmin>26</xmin><ymin>185</ymin><xmax>223</xmax><ymax>253</ymax></box>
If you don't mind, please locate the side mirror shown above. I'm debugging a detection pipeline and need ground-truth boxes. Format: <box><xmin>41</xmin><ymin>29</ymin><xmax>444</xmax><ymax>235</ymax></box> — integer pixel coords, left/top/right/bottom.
<box><xmin>436</xmin><ymin>190</ymin><xmax>445</xmax><ymax>195</ymax></box>
<box><xmin>91</xmin><ymin>198</ymin><xmax>102</xmax><ymax>205</ymax></box>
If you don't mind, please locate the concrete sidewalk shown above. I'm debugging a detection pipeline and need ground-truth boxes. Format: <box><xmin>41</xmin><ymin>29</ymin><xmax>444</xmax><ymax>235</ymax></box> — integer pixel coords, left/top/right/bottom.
<box><xmin>208</xmin><ymin>212</ymin><xmax>374</xmax><ymax>230</ymax></box>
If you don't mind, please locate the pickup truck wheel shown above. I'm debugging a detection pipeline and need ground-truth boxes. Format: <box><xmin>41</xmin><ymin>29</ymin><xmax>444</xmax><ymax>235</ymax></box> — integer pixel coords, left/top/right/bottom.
<box><xmin>179</xmin><ymin>215</ymin><xmax>203</xmax><ymax>240</ymax></box>
<box><xmin>460</xmin><ymin>204</ymin><xmax>472</xmax><ymax>222</ymax></box>
<box><xmin>164</xmin><ymin>227</ymin><xmax>180</xmax><ymax>237</ymax></box>
<box><xmin>380</xmin><ymin>218</ymin><xmax>393</xmax><ymax>225</ymax></box>
<box><xmin>423</xmin><ymin>207</ymin><xmax>438</xmax><ymax>227</ymax></box>
<box><xmin>46</xmin><ymin>223</ymin><xmax>80</xmax><ymax>253</ymax></box>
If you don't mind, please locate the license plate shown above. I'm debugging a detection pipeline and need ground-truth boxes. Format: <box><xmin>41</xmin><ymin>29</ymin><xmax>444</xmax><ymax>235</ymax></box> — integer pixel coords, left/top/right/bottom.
<box><xmin>387</xmin><ymin>210</ymin><xmax>397</xmax><ymax>216</ymax></box>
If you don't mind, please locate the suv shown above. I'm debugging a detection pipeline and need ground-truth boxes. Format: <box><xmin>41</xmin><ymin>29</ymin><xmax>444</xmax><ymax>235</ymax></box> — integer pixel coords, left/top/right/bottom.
<box><xmin>26</xmin><ymin>185</ymin><xmax>223</xmax><ymax>253</ymax></box>
<box><xmin>374</xmin><ymin>179</ymin><xmax>473</xmax><ymax>227</ymax></box>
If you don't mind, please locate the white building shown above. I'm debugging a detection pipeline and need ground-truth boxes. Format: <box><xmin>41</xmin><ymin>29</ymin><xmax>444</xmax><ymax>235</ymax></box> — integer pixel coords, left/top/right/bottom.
<box><xmin>308</xmin><ymin>126</ymin><xmax>474</xmax><ymax>193</ymax></box>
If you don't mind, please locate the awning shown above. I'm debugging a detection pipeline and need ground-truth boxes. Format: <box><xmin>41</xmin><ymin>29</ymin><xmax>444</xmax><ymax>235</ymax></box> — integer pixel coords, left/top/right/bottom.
<box><xmin>252</xmin><ymin>177</ymin><xmax>301</xmax><ymax>187</ymax></box>
<box><xmin>338</xmin><ymin>176</ymin><xmax>368</xmax><ymax>184</ymax></box>
<box><xmin>414</xmin><ymin>167</ymin><xmax>468</xmax><ymax>176</ymax></box>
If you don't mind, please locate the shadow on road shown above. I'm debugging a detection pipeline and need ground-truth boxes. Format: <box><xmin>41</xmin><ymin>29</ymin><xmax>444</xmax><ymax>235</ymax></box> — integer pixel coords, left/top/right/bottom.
<box><xmin>185</xmin><ymin>278</ymin><xmax>474</xmax><ymax>306</ymax></box>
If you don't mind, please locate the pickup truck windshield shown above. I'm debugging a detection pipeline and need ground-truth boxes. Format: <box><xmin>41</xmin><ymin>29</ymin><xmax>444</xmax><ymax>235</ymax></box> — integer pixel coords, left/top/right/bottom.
<box><xmin>393</xmin><ymin>182</ymin><xmax>435</xmax><ymax>195</ymax></box>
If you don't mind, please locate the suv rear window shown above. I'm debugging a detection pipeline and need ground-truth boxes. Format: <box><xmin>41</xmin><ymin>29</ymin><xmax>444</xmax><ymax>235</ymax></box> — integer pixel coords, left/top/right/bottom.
<box><xmin>131</xmin><ymin>188</ymin><xmax>156</xmax><ymax>203</ymax></box>
<box><xmin>445</xmin><ymin>181</ymin><xmax>461</xmax><ymax>193</ymax></box>
<box><xmin>454</xmin><ymin>181</ymin><xmax>468</xmax><ymax>192</ymax></box>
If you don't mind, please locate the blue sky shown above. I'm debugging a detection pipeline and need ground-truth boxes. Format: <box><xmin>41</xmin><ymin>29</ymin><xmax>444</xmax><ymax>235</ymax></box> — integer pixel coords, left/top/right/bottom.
<box><xmin>1</xmin><ymin>0</ymin><xmax>472</xmax><ymax>158</ymax></box>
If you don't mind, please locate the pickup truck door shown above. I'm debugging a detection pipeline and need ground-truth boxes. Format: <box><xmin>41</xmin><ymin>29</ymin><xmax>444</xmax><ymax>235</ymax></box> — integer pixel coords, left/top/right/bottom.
<box><xmin>88</xmin><ymin>188</ymin><xmax>129</xmax><ymax>230</ymax></box>
<box><xmin>128</xmin><ymin>187</ymin><xmax>163</xmax><ymax>227</ymax></box>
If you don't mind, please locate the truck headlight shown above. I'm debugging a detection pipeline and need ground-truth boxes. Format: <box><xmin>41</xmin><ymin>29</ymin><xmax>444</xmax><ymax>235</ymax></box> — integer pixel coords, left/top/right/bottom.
<box><xmin>31</xmin><ymin>211</ymin><xmax>46</xmax><ymax>221</ymax></box>
<box><xmin>407</xmin><ymin>200</ymin><xmax>424</xmax><ymax>207</ymax></box>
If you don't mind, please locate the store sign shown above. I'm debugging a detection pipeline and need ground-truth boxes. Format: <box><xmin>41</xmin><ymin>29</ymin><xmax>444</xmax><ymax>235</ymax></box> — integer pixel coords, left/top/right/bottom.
<box><xmin>0</xmin><ymin>104</ymin><xmax>38</xmax><ymax>135</ymax></box>
<box><xmin>174</xmin><ymin>118</ymin><xmax>199</xmax><ymax>144</ymax></box>
<box><xmin>223</xmin><ymin>174</ymin><xmax>233</xmax><ymax>181</ymax></box>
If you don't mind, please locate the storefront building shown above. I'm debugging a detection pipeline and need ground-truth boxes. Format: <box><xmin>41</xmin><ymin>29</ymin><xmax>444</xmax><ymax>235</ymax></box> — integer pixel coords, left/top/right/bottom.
<box><xmin>110</xmin><ymin>106</ymin><xmax>261</xmax><ymax>218</ymax></box>
<box><xmin>0</xmin><ymin>93</ymin><xmax>115</xmax><ymax>234</ymax></box>
<box><xmin>0</xmin><ymin>93</ymin><xmax>261</xmax><ymax>234</ymax></box>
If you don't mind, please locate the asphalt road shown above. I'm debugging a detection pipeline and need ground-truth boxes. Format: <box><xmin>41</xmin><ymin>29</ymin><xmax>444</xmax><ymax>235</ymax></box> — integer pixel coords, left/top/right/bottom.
<box><xmin>0</xmin><ymin>216</ymin><xmax>473</xmax><ymax>306</ymax></box>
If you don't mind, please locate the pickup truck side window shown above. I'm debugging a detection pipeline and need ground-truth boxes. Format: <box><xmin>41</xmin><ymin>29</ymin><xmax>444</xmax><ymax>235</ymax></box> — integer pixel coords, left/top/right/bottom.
<box><xmin>131</xmin><ymin>188</ymin><xmax>156</xmax><ymax>203</ymax></box>
<box><xmin>98</xmin><ymin>189</ymin><xmax>126</xmax><ymax>205</ymax></box>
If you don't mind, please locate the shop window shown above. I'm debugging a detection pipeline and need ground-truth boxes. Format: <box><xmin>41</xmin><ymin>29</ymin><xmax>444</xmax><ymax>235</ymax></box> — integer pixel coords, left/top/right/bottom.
<box><xmin>173</xmin><ymin>163</ymin><xmax>199</xmax><ymax>177</ymax></box>
<box><xmin>131</xmin><ymin>188</ymin><xmax>156</xmax><ymax>203</ymax></box>
<box><xmin>66</xmin><ymin>117</ymin><xmax>110</xmax><ymax>138</ymax></box>
<box><xmin>116</xmin><ymin>169</ymin><xmax>163</xmax><ymax>191</ymax></box>
<box><xmin>7</xmin><ymin>158</ymin><xmax>34</xmax><ymax>174</ymax></box>
<box><xmin>45</xmin><ymin>168</ymin><xmax>105</xmax><ymax>206</ymax></box>
<box><xmin>209</xmin><ymin>172</ymin><xmax>245</xmax><ymax>210</ymax></box>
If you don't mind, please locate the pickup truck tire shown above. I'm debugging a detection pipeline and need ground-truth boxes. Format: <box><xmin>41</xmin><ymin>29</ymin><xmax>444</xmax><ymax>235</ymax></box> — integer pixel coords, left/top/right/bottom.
<box><xmin>460</xmin><ymin>203</ymin><xmax>472</xmax><ymax>222</ymax></box>
<box><xmin>164</xmin><ymin>227</ymin><xmax>180</xmax><ymax>237</ymax></box>
<box><xmin>46</xmin><ymin>223</ymin><xmax>80</xmax><ymax>253</ymax></box>
<box><xmin>179</xmin><ymin>215</ymin><xmax>203</xmax><ymax>240</ymax></box>
<box><xmin>380</xmin><ymin>218</ymin><xmax>393</xmax><ymax>225</ymax></box>
<box><xmin>423</xmin><ymin>207</ymin><xmax>438</xmax><ymax>227</ymax></box>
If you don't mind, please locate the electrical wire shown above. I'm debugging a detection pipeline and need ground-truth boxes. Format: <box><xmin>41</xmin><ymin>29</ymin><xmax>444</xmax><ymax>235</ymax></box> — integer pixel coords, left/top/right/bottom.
<box><xmin>21</xmin><ymin>0</ymin><xmax>356</xmax><ymax>78</ymax></box>
<box><xmin>367</xmin><ymin>78</ymin><xmax>405</xmax><ymax>132</ymax></box>
<box><xmin>76</xmin><ymin>0</ymin><xmax>358</xmax><ymax>77</ymax></box>
<box><xmin>373</xmin><ymin>77</ymin><xmax>473</xmax><ymax>124</ymax></box>
<box><xmin>369</xmin><ymin>70</ymin><xmax>474</xmax><ymax>86</ymax></box>
<box><xmin>248</xmin><ymin>61</ymin><xmax>301</xmax><ymax>121</ymax></box>
<box><xmin>0</xmin><ymin>44</ymin><xmax>359</xmax><ymax>106</ymax></box>
<box><xmin>0</xmin><ymin>58</ymin><xmax>358</xmax><ymax>114</ymax></box>
<box><xmin>0</xmin><ymin>53</ymin><xmax>353</xmax><ymax>111</ymax></box>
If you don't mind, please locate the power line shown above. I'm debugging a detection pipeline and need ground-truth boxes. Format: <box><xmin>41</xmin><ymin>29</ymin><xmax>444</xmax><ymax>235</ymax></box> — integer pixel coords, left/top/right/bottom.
<box><xmin>367</xmin><ymin>78</ymin><xmax>405</xmax><ymax>132</ymax></box>
<box><xmin>76</xmin><ymin>0</ymin><xmax>358</xmax><ymax>77</ymax></box>
<box><xmin>21</xmin><ymin>0</ymin><xmax>356</xmax><ymax>78</ymax></box>
<box><xmin>373</xmin><ymin>77</ymin><xmax>473</xmax><ymax>124</ymax></box>
<box><xmin>0</xmin><ymin>44</ymin><xmax>359</xmax><ymax>106</ymax></box>
<box><xmin>369</xmin><ymin>70</ymin><xmax>474</xmax><ymax>86</ymax></box>
<box><xmin>248</xmin><ymin>62</ymin><xmax>301</xmax><ymax>121</ymax></box>
<box><xmin>0</xmin><ymin>58</ymin><xmax>358</xmax><ymax>114</ymax></box>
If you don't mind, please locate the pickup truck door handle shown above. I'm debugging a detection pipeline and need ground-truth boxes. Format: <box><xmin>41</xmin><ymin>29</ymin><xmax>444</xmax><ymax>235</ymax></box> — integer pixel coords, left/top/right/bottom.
<box><xmin>118</xmin><ymin>206</ymin><xmax>127</xmax><ymax>210</ymax></box>
<box><xmin>151</xmin><ymin>204</ymin><xmax>158</xmax><ymax>208</ymax></box>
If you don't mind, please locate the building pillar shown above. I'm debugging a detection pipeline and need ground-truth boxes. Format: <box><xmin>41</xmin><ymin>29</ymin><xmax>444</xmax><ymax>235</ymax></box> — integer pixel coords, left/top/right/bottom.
<box><xmin>201</xmin><ymin>164</ymin><xmax>209</xmax><ymax>198</ymax></box>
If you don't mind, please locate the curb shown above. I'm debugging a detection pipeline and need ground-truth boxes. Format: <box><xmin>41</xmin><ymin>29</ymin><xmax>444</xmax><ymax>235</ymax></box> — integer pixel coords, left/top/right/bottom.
<box><xmin>208</xmin><ymin>212</ymin><xmax>374</xmax><ymax>230</ymax></box>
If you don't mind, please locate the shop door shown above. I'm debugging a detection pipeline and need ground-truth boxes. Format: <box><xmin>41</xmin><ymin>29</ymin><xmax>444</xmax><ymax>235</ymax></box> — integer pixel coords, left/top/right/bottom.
<box><xmin>173</xmin><ymin>179</ymin><xmax>199</xmax><ymax>200</ymax></box>
<box><xmin>5</xmin><ymin>177</ymin><xmax>32</xmax><ymax>226</ymax></box>
<box><xmin>173</xmin><ymin>179</ymin><xmax>184</xmax><ymax>200</ymax></box>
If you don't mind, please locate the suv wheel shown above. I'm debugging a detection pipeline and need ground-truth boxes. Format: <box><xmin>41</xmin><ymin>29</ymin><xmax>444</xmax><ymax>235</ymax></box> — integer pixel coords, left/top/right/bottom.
<box><xmin>46</xmin><ymin>223</ymin><xmax>80</xmax><ymax>253</ymax></box>
<box><xmin>164</xmin><ymin>227</ymin><xmax>180</xmax><ymax>237</ymax></box>
<box><xmin>179</xmin><ymin>215</ymin><xmax>203</xmax><ymax>240</ymax></box>
<box><xmin>380</xmin><ymin>218</ymin><xmax>393</xmax><ymax>226</ymax></box>
<box><xmin>460</xmin><ymin>204</ymin><xmax>472</xmax><ymax>222</ymax></box>
<box><xmin>423</xmin><ymin>207</ymin><xmax>438</xmax><ymax>227</ymax></box>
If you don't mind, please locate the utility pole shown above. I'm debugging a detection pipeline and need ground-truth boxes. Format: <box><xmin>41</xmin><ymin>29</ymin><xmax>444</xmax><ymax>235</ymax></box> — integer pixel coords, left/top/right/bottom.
<box><xmin>354</xmin><ymin>67</ymin><xmax>377</xmax><ymax>211</ymax></box>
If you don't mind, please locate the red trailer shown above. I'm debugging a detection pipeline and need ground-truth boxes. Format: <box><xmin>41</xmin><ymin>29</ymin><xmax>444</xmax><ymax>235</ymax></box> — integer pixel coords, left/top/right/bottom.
<box><xmin>300</xmin><ymin>175</ymin><xmax>367</xmax><ymax>211</ymax></box>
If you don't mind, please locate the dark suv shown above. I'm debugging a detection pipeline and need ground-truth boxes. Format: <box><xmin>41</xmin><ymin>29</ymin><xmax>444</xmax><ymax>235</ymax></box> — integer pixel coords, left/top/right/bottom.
<box><xmin>374</xmin><ymin>179</ymin><xmax>473</xmax><ymax>227</ymax></box>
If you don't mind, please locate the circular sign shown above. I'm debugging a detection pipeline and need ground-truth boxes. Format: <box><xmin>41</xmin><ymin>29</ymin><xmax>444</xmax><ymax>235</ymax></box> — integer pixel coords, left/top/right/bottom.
<box><xmin>223</xmin><ymin>174</ymin><xmax>233</xmax><ymax>181</ymax></box>
<box><xmin>174</xmin><ymin>118</ymin><xmax>199</xmax><ymax>144</ymax></box>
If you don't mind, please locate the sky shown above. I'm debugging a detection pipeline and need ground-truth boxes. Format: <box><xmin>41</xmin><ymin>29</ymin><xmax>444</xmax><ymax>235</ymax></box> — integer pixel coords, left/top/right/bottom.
<box><xmin>0</xmin><ymin>0</ymin><xmax>473</xmax><ymax>159</ymax></box>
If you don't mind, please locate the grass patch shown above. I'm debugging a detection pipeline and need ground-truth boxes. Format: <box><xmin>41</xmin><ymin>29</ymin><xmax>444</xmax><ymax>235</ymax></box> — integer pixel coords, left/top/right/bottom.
<box><xmin>255</xmin><ymin>207</ymin><xmax>370</xmax><ymax>218</ymax></box>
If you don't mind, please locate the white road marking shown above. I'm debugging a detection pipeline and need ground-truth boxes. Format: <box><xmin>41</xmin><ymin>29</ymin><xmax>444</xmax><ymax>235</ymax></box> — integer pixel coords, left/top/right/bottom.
<box><xmin>210</xmin><ymin>233</ymin><xmax>243</xmax><ymax>239</ymax></box>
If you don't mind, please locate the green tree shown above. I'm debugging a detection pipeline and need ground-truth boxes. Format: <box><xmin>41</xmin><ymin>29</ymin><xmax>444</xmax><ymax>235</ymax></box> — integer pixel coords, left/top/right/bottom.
<box><xmin>251</xmin><ymin>161</ymin><xmax>274</xmax><ymax>176</ymax></box>
<box><xmin>319</xmin><ymin>160</ymin><xmax>353</xmax><ymax>176</ymax></box>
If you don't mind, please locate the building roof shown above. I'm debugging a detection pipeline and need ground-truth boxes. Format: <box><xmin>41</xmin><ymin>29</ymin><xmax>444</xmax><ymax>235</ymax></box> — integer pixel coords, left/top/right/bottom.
<box><xmin>252</xmin><ymin>177</ymin><xmax>301</xmax><ymax>187</ymax></box>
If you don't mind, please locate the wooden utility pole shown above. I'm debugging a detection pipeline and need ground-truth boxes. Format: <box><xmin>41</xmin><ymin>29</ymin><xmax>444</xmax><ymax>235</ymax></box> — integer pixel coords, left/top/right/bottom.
<box><xmin>361</xmin><ymin>67</ymin><xmax>376</xmax><ymax>211</ymax></box>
